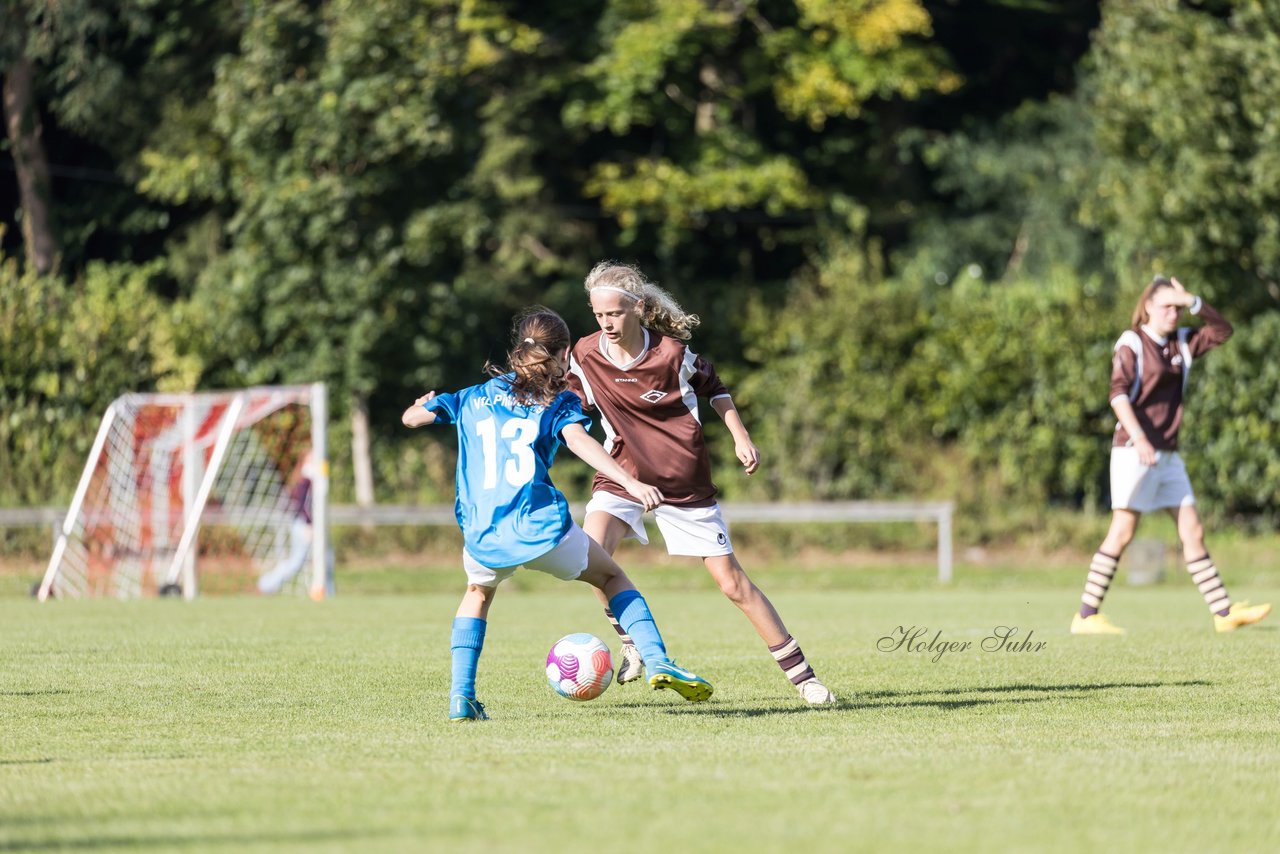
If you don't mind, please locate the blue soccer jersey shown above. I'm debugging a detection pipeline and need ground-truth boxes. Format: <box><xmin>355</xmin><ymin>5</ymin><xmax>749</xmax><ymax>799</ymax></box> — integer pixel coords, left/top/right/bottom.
<box><xmin>426</xmin><ymin>375</ymin><xmax>591</xmax><ymax>568</ymax></box>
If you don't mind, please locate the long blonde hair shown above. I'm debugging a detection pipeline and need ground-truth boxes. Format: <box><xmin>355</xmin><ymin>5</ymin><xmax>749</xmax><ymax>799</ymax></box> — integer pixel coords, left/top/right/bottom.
<box><xmin>1131</xmin><ymin>276</ymin><xmax>1174</xmax><ymax>330</ymax></box>
<box><xmin>485</xmin><ymin>307</ymin><xmax>571</xmax><ymax>406</ymax></box>
<box><xmin>584</xmin><ymin>261</ymin><xmax>700</xmax><ymax>341</ymax></box>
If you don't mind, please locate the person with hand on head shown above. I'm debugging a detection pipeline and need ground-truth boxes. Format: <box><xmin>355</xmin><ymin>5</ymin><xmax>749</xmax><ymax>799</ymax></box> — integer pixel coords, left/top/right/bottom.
<box><xmin>1072</xmin><ymin>276</ymin><xmax>1270</xmax><ymax>635</ymax></box>
<box><xmin>402</xmin><ymin>306</ymin><xmax>713</xmax><ymax>722</ymax></box>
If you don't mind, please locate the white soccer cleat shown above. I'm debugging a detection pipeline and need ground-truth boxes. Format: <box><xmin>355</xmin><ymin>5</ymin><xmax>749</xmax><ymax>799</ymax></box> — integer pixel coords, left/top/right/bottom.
<box><xmin>798</xmin><ymin>678</ymin><xmax>838</xmax><ymax>706</ymax></box>
<box><xmin>616</xmin><ymin>643</ymin><xmax>645</xmax><ymax>684</ymax></box>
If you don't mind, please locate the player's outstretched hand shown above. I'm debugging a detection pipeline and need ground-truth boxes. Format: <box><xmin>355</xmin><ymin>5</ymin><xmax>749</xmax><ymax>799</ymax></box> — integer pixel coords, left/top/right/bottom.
<box><xmin>402</xmin><ymin>392</ymin><xmax>437</xmax><ymax>428</ymax></box>
<box><xmin>623</xmin><ymin>480</ymin><xmax>664</xmax><ymax>512</ymax></box>
<box><xmin>736</xmin><ymin>438</ymin><xmax>760</xmax><ymax>475</ymax></box>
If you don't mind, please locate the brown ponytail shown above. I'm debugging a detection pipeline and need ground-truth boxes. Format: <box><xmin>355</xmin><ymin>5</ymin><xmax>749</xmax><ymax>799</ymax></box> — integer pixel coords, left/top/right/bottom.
<box><xmin>485</xmin><ymin>306</ymin><xmax>571</xmax><ymax>406</ymax></box>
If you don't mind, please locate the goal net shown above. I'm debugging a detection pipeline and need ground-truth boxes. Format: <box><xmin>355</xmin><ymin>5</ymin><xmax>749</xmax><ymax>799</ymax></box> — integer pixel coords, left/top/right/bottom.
<box><xmin>38</xmin><ymin>384</ymin><xmax>329</xmax><ymax>600</ymax></box>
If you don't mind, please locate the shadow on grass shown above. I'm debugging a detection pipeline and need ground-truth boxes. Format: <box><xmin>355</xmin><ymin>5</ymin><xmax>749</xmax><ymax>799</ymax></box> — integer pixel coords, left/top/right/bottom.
<box><xmin>0</xmin><ymin>828</ymin><xmax>391</xmax><ymax>851</ymax></box>
<box><xmin>611</xmin><ymin>679</ymin><xmax>1213</xmax><ymax>718</ymax></box>
<box><xmin>859</xmin><ymin>679</ymin><xmax>1212</xmax><ymax>700</ymax></box>
<box><xmin>653</xmin><ymin>694</ymin><xmax>1065</xmax><ymax>717</ymax></box>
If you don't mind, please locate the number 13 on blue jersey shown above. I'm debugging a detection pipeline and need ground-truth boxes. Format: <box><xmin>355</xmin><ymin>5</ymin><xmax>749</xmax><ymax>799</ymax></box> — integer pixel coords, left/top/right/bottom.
<box><xmin>474</xmin><ymin>416</ymin><xmax>539</xmax><ymax>488</ymax></box>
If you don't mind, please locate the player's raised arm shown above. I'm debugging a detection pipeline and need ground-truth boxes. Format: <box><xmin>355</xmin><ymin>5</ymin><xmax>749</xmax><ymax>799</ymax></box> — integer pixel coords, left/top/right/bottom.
<box><xmin>1170</xmin><ymin>277</ymin><xmax>1233</xmax><ymax>354</ymax></box>
<box><xmin>401</xmin><ymin>392</ymin><xmax>438</xmax><ymax>428</ymax></box>
<box><xmin>559</xmin><ymin>422</ymin><xmax>664</xmax><ymax>510</ymax></box>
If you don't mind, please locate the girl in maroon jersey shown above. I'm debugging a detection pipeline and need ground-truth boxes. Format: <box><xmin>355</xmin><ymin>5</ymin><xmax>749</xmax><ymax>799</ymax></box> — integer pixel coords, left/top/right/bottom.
<box><xmin>1072</xmin><ymin>276</ymin><xmax>1269</xmax><ymax>635</ymax></box>
<box><xmin>566</xmin><ymin>261</ymin><xmax>837</xmax><ymax>705</ymax></box>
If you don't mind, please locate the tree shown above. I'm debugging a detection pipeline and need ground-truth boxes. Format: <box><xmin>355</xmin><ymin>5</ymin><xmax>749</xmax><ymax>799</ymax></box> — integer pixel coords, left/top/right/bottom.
<box><xmin>1083</xmin><ymin>0</ymin><xmax>1280</xmax><ymax>307</ymax></box>
<box><xmin>564</xmin><ymin>0</ymin><xmax>961</xmax><ymax>266</ymax></box>
<box><xmin>140</xmin><ymin>0</ymin><xmax>605</xmax><ymax>500</ymax></box>
<box><xmin>0</xmin><ymin>247</ymin><xmax>193</xmax><ymax>505</ymax></box>
<box><xmin>894</xmin><ymin>95</ymin><xmax>1105</xmax><ymax>288</ymax></box>
<box><xmin>1</xmin><ymin>7</ymin><xmax>59</xmax><ymax>274</ymax></box>
<box><xmin>1</xmin><ymin>1</ymin><xmax>240</xmax><ymax>274</ymax></box>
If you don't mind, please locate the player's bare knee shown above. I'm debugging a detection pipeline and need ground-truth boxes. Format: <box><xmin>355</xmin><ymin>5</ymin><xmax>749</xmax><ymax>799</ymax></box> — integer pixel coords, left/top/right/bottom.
<box><xmin>467</xmin><ymin>583</ymin><xmax>496</xmax><ymax>600</ymax></box>
<box><xmin>1104</xmin><ymin>515</ymin><xmax>1138</xmax><ymax>552</ymax></box>
<box><xmin>717</xmin><ymin>574</ymin><xmax>755</xmax><ymax>606</ymax></box>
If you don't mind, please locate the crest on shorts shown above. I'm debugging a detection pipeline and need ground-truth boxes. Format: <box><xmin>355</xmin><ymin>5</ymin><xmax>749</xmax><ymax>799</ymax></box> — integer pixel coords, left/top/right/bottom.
<box><xmin>640</xmin><ymin>389</ymin><xmax>668</xmax><ymax>403</ymax></box>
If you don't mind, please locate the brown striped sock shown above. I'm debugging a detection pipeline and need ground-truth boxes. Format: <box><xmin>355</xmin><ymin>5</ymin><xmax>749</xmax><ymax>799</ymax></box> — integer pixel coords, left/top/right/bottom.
<box><xmin>1080</xmin><ymin>551</ymin><xmax>1120</xmax><ymax>617</ymax></box>
<box><xmin>1186</xmin><ymin>554</ymin><xmax>1232</xmax><ymax>617</ymax></box>
<box><xmin>602</xmin><ymin>608</ymin><xmax>634</xmax><ymax>645</ymax></box>
<box><xmin>768</xmin><ymin>635</ymin><xmax>815</xmax><ymax>686</ymax></box>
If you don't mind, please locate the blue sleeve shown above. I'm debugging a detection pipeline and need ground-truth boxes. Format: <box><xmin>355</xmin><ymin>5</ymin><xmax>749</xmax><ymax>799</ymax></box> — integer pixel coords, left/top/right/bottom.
<box><xmin>425</xmin><ymin>391</ymin><xmax>461</xmax><ymax>425</ymax></box>
<box><xmin>550</xmin><ymin>392</ymin><xmax>591</xmax><ymax>438</ymax></box>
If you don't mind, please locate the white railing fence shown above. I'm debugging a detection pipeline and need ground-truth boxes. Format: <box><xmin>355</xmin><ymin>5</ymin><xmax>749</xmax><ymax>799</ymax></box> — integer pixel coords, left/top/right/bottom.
<box><xmin>2</xmin><ymin>500</ymin><xmax>955</xmax><ymax>584</ymax></box>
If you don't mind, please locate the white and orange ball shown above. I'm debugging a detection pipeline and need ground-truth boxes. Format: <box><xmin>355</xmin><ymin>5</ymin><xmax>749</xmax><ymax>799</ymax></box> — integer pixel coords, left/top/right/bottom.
<box><xmin>545</xmin><ymin>633</ymin><xmax>613</xmax><ymax>700</ymax></box>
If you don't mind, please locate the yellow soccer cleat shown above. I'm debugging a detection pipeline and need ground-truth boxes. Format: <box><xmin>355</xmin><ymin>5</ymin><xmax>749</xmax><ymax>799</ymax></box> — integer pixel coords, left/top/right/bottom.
<box><xmin>1214</xmin><ymin>601</ymin><xmax>1272</xmax><ymax>633</ymax></box>
<box><xmin>648</xmin><ymin>660</ymin><xmax>713</xmax><ymax>702</ymax></box>
<box><xmin>1070</xmin><ymin>612</ymin><xmax>1126</xmax><ymax>635</ymax></box>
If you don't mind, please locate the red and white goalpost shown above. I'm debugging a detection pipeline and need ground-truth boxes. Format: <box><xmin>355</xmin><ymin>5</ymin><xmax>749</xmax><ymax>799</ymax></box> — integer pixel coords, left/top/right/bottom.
<box><xmin>38</xmin><ymin>384</ymin><xmax>329</xmax><ymax>601</ymax></box>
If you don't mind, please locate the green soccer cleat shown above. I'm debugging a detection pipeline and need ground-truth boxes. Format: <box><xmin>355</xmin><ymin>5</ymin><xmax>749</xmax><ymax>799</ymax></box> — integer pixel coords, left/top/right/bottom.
<box><xmin>448</xmin><ymin>695</ymin><xmax>489</xmax><ymax>722</ymax></box>
<box><xmin>647</xmin><ymin>660</ymin><xmax>713</xmax><ymax>703</ymax></box>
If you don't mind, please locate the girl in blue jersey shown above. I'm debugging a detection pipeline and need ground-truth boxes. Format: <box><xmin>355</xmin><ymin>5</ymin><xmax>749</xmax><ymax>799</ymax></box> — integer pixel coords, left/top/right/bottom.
<box><xmin>402</xmin><ymin>307</ymin><xmax>713</xmax><ymax>721</ymax></box>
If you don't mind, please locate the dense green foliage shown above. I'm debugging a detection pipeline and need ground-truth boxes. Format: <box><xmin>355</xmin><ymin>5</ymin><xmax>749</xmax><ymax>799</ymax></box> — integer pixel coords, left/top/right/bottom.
<box><xmin>1084</xmin><ymin>0</ymin><xmax>1280</xmax><ymax>310</ymax></box>
<box><xmin>3</xmin><ymin>0</ymin><xmax>1278</xmax><ymax>528</ymax></box>
<box><xmin>0</xmin><ymin>252</ymin><xmax>192</xmax><ymax>504</ymax></box>
<box><xmin>739</xmin><ymin>246</ymin><xmax>1275</xmax><ymax>523</ymax></box>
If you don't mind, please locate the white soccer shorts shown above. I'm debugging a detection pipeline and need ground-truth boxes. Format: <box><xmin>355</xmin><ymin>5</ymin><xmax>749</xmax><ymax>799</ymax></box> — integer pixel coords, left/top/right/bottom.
<box><xmin>584</xmin><ymin>491</ymin><xmax>734</xmax><ymax>557</ymax></box>
<box><xmin>1109</xmin><ymin>447</ymin><xmax>1196</xmax><ymax>513</ymax></box>
<box><xmin>461</xmin><ymin>523</ymin><xmax>590</xmax><ymax>587</ymax></box>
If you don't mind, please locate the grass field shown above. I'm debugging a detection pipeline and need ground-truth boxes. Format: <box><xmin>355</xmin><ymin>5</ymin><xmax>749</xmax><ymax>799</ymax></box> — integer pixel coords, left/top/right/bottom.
<box><xmin>3</xmin><ymin>567</ymin><xmax>1279</xmax><ymax>853</ymax></box>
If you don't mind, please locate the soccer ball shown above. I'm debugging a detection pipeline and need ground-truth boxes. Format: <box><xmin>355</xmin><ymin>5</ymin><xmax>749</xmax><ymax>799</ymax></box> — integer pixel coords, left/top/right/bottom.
<box><xmin>545</xmin><ymin>633</ymin><xmax>614</xmax><ymax>701</ymax></box>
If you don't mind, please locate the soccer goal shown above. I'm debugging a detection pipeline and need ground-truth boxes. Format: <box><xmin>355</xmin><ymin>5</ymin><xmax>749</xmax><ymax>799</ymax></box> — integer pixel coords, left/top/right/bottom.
<box><xmin>38</xmin><ymin>384</ymin><xmax>329</xmax><ymax>601</ymax></box>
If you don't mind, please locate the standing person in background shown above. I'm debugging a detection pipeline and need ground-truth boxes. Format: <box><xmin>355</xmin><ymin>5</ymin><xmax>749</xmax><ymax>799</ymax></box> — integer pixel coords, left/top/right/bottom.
<box><xmin>258</xmin><ymin>451</ymin><xmax>334</xmax><ymax>596</ymax></box>
<box><xmin>567</xmin><ymin>261</ymin><xmax>837</xmax><ymax>706</ymax></box>
<box><xmin>1072</xmin><ymin>276</ymin><xmax>1270</xmax><ymax>635</ymax></box>
<box><xmin>402</xmin><ymin>306</ymin><xmax>713</xmax><ymax>722</ymax></box>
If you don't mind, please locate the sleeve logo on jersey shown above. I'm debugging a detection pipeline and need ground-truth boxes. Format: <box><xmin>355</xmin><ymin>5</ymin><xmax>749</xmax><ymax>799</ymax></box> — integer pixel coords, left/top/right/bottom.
<box><xmin>639</xmin><ymin>389</ymin><xmax>668</xmax><ymax>403</ymax></box>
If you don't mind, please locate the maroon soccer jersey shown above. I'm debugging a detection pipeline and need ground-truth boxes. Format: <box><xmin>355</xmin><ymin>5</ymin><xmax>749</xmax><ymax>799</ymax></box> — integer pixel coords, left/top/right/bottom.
<box><xmin>567</xmin><ymin>329</ymin><xmax>731</xmax><ymax>507</ymax></box>
<box><xmin>1109</xmin><ymin>300</ymin><xmax>1232</xmax><ymax>449</ymax></box>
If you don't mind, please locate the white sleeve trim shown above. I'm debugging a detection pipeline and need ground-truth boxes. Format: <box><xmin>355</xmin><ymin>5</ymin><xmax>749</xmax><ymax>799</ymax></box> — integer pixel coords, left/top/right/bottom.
<box><xmin>1189</xmin><ymin>296</ymin><xmax>1202</xmax><ymax>315</ymax></box>
<box><xmin>568</xmin><ymin>355</ymin><xmax>594</xmax><ymax>407</ymax></box>
<box><xmin>709</xmin><ymin>393</ymin><xmax>732</xmax><ymax>402</ymax></box>
<box><xmin>1109</xmin><ymin>394</ymin><xmax>1130</xmax><ymax>405</ymax></box>
<box><xmin>677</xmin><ymin>346</ymin><xmax>702</xmax><ymax>424</ymax></box>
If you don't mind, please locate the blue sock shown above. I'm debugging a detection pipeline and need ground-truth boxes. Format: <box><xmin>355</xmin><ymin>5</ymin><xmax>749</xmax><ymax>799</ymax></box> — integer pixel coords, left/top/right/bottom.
<box><xmin>607</xmin><ymin>590</ymin><xmax>668</xmax><ymax>667</ymax></box>
<box><xmin>450</xmin><ymin>617</ymin><xmax>487</xmax><ymax>699</ymax></box>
